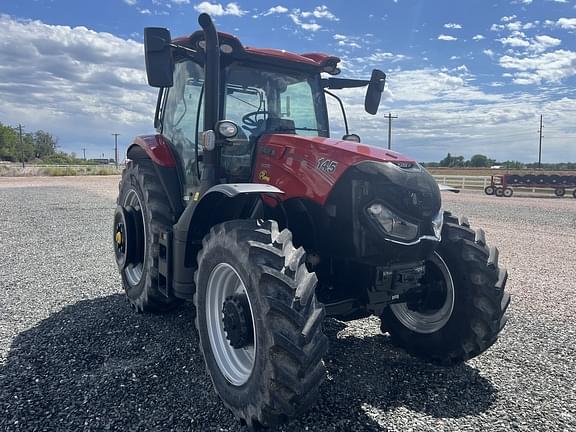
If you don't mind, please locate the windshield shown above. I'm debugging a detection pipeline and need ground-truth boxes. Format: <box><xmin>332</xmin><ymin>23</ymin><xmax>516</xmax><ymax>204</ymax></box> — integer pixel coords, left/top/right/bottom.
<box><xmin>224</xmin><ymin>64</ymin><xmax>328</xmax><ymax>138</ymax></box>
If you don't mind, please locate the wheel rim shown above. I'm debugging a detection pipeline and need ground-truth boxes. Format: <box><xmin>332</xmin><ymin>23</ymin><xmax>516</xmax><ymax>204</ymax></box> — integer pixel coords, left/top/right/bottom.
<box><xmin>122</xmin><ymin>189</ymin><xmax>146</xmax><ymax>286</ymax></box>
<box><xmin>206</xmin><ymin>263</ymin><xmax>256</xmax><ymax>386</ymax></box>
<box><xmin>390</xmin><ymin>252</ymin><xmax>455</xmax><ymax>334</ymax></box>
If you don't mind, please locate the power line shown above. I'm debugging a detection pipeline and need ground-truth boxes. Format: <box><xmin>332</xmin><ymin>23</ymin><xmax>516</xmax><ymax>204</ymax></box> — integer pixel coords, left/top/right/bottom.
<box><xmin>385</xmin><ymin>113</ymin><xmax>398</xmax><ymax>150</ymax></box>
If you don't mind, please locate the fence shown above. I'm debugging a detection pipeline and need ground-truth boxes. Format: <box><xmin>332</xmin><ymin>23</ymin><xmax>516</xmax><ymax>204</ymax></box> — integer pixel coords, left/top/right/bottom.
<box><xmin>433</xmin><ymin>175</ymin><xmax>489</xmax><ymax>191</ymax></box>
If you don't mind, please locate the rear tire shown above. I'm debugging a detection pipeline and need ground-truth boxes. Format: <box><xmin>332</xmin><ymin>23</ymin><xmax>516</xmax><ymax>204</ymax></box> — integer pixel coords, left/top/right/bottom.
<box><xmin>554</xmin><ymin>188</ymin><xmax>565</xmax><ymax>197</ymax></box>
<box><xmin>495</xmin><ymin>187</ymin><xmax>504</xmax><ymax>197</ymax></box>
<box><xmin>194</xmin><ymin>220</ymin><xmax>327</xmax><ymax>428</ymax></box>
<box><xmin>115</xmin><ymin>161</ymin><xmax>181</xmax><ymax>312</ymax></box>
<box><xmin>380</xmin><ymin>212</ymin><xmax>510</xmax><ymax>365</ymax></box>
<box><xmin>503</xmin><ymin>187</ymin><xmax>513</xmax><ymax>197</ymax></box>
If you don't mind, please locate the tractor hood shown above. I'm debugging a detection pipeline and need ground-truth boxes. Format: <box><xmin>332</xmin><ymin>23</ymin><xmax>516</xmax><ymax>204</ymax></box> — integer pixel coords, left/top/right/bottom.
<box><xmin>259</xmin><ymin>134</ymin><xmax>417</xmax><ymax>168</ymax></box>
<box><xmin>254</xmin><ymin>134</ymin><xmax>436</xmax><ymax>207</ymax></box>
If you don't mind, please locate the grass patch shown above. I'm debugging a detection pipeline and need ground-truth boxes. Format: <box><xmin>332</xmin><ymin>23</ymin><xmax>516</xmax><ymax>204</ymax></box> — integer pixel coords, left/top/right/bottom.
<box><xmin>43</xmin><ymin>167</ymin><xmax>78</xmax><ymax>176</ymax></box>
<box><xmin>94</xmin><ymin>167</ymin><xmax>119</xmax><ymax>175</ymax></box>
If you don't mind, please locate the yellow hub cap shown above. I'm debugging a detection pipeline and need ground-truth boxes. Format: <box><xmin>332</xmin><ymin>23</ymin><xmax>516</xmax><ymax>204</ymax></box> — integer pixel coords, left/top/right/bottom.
<box><xmin>115</xmin><ymin>230</ymin><xmax>123</xmax><ymax>245</ymax></box>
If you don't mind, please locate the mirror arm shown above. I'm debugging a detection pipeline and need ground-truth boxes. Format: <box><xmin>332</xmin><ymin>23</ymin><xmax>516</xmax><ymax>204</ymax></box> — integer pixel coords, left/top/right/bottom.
<box><xmin>321</xmin><ymin>78</ymin><xmax>369</xmax><ymax>90</ymax></box>
<box><xmin>324</xmin><ymin>90</ymin><xmax>349</xmax><ymax>135</ymax></box>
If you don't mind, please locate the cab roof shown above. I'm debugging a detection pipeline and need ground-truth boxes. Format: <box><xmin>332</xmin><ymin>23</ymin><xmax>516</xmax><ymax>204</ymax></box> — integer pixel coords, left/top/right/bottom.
<box><xmin>173</xmin><ymin>31</ymin><xmax>341</xmax><ymax>73</ymax></box>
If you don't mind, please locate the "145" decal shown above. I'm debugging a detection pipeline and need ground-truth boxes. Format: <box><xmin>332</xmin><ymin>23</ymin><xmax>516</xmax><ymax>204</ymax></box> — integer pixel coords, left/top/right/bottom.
<box><xmin>316</xmin><ymin>158</ymin><xmax>338</xmax><ymax>173</ymax></box>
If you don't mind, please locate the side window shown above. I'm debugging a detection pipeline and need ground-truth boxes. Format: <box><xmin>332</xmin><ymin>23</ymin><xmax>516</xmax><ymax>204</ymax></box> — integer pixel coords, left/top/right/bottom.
<box><xmin>163</xmin><ymin>60</ymin><xmax>204</xmax><ymax>188</ymax></box>
<box><xmin>282</xmin><ymin>81</ymin><xmax>318</xmax><ymax>136</ymax></box>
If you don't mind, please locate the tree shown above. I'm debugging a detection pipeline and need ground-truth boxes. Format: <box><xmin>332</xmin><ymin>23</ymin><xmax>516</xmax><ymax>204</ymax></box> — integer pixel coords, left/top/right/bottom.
<box><xmin>439</xmin><ymin>153</ymin><xmax>466</xmax><ymax>167</ymax></box>
<box><xmin>0</xmin><ymin>123</ymin><xmax>19</xmax><ymax>161</ymax></box>
<box><xmin>33</xmin><ymin>131</ymin><xmax>58</xmax><ymax>158</ymax></box>
<box><xmin>469</xmin><ymin>154</ymin><xmax>493</xmax><ymax>167</ymax></box>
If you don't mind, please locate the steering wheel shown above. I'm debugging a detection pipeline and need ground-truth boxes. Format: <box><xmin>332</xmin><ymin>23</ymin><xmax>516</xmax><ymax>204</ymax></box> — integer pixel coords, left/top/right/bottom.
<box><xmin>242</xmin><ymin>110</ymin><xmax>271</xmax><ymax>132</ymax></box>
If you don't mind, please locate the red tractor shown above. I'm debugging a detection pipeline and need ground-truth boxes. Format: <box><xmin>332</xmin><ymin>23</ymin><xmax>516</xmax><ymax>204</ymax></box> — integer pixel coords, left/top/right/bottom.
<box><xmin>113</xmin><ymin>14</ymin><xmax>510</xmax><ymax>429</ymax></box>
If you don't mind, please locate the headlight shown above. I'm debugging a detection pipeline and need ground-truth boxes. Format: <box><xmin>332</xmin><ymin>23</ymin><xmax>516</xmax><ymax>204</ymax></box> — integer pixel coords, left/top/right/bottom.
<box><xmin>217</xmin><ymin>120</ymin><xmax>239</xmax><ymax>138</ymax></box>
<box><xmin>432</xmin><ymin>210</ymin><xmax>443</xmax><ymax>239</ymax></box>
<box><xmin>366</xmin><ymin>202</ymin><xmax>419</xmax><ymax>241</ymax></box>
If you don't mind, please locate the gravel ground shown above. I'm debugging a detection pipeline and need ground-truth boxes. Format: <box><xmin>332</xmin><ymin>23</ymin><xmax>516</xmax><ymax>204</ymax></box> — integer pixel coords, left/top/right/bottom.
<box><xmin>1</xmin><ymin>176</ymin><xmax>575</xmax><ymax>431</ymax></box>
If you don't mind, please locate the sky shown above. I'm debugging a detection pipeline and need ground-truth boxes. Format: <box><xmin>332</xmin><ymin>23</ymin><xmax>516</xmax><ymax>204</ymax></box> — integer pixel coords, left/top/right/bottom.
<box><xmin>0</xmin><ymin>0</ymin><xmax>575</xmax><ymax>162</ymax></box>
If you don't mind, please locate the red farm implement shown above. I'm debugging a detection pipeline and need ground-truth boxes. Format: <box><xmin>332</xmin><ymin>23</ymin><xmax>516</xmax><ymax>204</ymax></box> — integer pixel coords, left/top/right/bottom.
<box><xmin>485</xmin><ymin>173</ymin><xmax>576</xmax><ymax>198</ymax></box>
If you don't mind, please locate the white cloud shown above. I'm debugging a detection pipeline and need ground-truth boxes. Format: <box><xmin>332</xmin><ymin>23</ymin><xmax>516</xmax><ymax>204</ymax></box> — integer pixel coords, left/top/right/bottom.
<box><xmin>555</xmin><ymin>18</ymin><xmax>576</xmax><ymax>29</ymax></box>
<box><xmin>483</xmin><ymin>49</ymin><xmax>495</xmax><ymax>57</ymax></box>
<box><xmin>172</xmin><ymin>0</ymin><xmax>190</xmax><ymax>4</ymax></box>
<box><xmin>333</xmin><ymin>34</ymin><xmax>347</xmax><ymax>40</ymax></box>
<box><xmin>365</xmin><ymin>51</ymin><xmax>408</xmax><ymax>63</ymax></box>
<box><xmin>289</xmin><ymin>13</ymin><xmax>321</xmax><ymax>31</ymax></box>
<box><xmin>531</xmin><ymin>34</ymin><xmax>562</xmax><ymax>52</ymax></box>
<box><xmin>438</xmin><ymin>34</ymin><xmax>457</xmax><ymax>41</ymax></box>
<box><xmin>193</xmin><ymin>2</ymin><xmax>245</xmax><ymax>16</ymax></box>
<box><xmin>444</xmin><ymin>23</ymin><xmax>462</xmax><ymax>29</ymax></box>
<box><xmin>492</xmin><ymin>19</ymin><xmax>540</xmax><ymax>32</ymax></box>
<box><xmin>263</xmin><ymin>5</ymin><xmax>288</xmax><ymax>15</ymax></box>
<box><xmin>472</xmin><ymin>34</ymin><xmax>485</xmax><ymax>40</ymax></box>
<box><xmin>326</xmin><ymin>66</ymin><xmax>576</xmax><ymax>162</ymax></box>
<box><xmin>139</xmin><ymin>8</ymin><xmax>152</xmax><ymax>14</ymax></box>
<box><xmin>300</xmin><ymin>5</ymin><xmax>338</xmax><ymax>21</ymax></box>
<box><xmin>498</xmin><ymin>35</ymin><xmax>531</xmax><ymax>47</ymax></box>
<box><xmin>124</xmin><ymin>0</ymin><xmax>137</xmax><ymax>5</ymax></box>
<box><xmin>501</xmin><ymin>15</ymin><xmax>517</xmax><ymax>23</ymax></box>
<box><xmin>338</xmin><ymin>40</ymin><xmax>361</xmax><ymax>49</ymax></box>
<box><xmin>498</xmin><ymin>33</ymin><xmax>561</xmax><ymax>53</ymax></box>
<box><xmin>0</xmin><ymin>15</ymin><xmax>155</xmax><ymax>156</ymax></box>
<box><xmin>499</xmin><ymin>49</ymin><xmax>576</xmax><ymax>84</ymax></box>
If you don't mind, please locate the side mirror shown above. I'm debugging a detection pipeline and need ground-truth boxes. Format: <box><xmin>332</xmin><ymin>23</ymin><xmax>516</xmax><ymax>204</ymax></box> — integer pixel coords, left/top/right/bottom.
<box><xmin>365</xmin><ymin>69</ymin><xmax>386</xmax><ymax>115</ymax></box>
<box><xmin>144</xmin><ymin>27</ymin><xmax>174</xmax><ymax>88</ymax></box>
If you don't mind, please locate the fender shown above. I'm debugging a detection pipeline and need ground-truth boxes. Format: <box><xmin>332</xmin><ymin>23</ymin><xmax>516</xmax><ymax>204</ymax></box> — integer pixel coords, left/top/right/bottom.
<box><xmin>171</xmin><ymin>183</ymin><xmax>284</xmax><ymax>299</ymax></box>
<box><xmin>127</xmin><ymin>135</ymin><xmax>185</xmax><ymax>217</ymax></box>
<box><xmin>130</xmin><ymin>135</ymin><xmax>177</xmax><ymax>167</ymax></box>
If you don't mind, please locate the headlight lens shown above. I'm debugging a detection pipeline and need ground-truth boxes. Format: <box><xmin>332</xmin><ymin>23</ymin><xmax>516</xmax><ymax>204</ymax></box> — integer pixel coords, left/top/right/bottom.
<box><xmin>432</xmin><ymin>210</ymin><xmax>444</xmax><ymax>239</ymax></box>
<box><xmin>217</xmin><ymin>120</ymin><xmax>239</xmax><ymax>138</ymax></box>
<box><xmin>366</xmin><ymin>203</ymin><xmax>419</xmax><ymax>241</ymax></box>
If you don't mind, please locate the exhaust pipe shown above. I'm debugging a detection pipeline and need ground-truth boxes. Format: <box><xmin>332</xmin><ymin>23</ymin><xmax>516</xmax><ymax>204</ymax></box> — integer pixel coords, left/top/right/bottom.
<box><xmin>198</xmin><ymin>13</ymin><xmax>220</xmax><ymax>190</ymax></box>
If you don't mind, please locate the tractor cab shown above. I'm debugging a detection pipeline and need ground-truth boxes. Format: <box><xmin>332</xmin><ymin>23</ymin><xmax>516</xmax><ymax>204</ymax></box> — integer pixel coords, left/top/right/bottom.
<box><xmin>143</xmin><ymin>18</ymin><xmax>385</xmax><ymax>194</ymax></box>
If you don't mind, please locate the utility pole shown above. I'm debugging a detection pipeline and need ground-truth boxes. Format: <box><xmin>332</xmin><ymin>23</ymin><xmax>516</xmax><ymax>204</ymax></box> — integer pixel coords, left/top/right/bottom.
<box><xmin>18</xmin><ymin>124</ymin><xmax>25</xmax><ymax>168</ymax></box>
<box><xmin>82</xmin><ymin>148</ymin><xmax>87</xmax><ymax>160</ymax></box>
<box><xmin>112</xmin><ymin>133</ymin><xmax>120</xmax><ymax>168</ymax></box>
<box><xmin>385</xmin><ymin>113</ymin><xmax>398</xmax><ymax>150</ymax></box>
<box><xmin>538</xmin><ymin>114</ymin><xmax>543</xmax><ymax>170</ymax></box>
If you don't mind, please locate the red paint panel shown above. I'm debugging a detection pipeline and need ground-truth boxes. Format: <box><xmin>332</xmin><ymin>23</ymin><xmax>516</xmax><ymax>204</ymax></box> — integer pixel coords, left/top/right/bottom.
<box><xmin>245</xmin><ymin>47</ymin><xmax>321</xmax><ymax>66</ymax></box>
<box><xmin>133</xmin><ymin>135</ymin><xmax>176</xmax><ymax>168</ymax></box>
<box><xmin>253</xmin><ymin>134</ymin><xmax>417</xmax><ymax>205</ymax></box>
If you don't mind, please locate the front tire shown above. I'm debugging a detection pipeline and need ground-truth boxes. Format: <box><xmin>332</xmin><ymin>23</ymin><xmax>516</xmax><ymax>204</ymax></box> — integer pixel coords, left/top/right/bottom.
<box><xmin>380</xmin><ymin>212</ymin><xmax>510</xmax><ymax>364</ymax></box>
<box><xmin>194</xmin><ymin>220</ymin><xmax>327</xmax><ymax>428</ymax></box>
<box><xmin>115</xmin><ymin>161</ymin><xmax>181</xmax><ymax>312</ymax></box>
